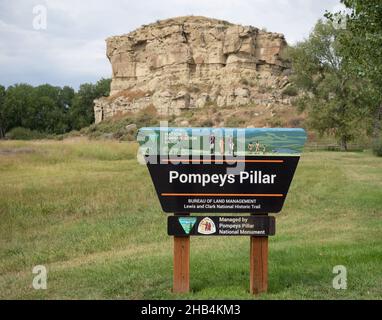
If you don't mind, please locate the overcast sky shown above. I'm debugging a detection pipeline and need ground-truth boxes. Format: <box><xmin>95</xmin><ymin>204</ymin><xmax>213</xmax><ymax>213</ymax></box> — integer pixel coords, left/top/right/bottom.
<box><xmin>0</xmin><ymin>0</ymin><xmax>343</xmax><ymax>89</ymax></box>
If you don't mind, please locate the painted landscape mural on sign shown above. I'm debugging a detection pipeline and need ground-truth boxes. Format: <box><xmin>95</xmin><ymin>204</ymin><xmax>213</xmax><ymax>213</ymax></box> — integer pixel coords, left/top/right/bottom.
<box><xmin>138</xmin><ymin>127</ymin><xmax>307</xmax><ymax>214</ymax></box>
<box><xmin>138</xmin><ymin>127</ymin><xmax>307</xmax><ymax>157</ymax></box>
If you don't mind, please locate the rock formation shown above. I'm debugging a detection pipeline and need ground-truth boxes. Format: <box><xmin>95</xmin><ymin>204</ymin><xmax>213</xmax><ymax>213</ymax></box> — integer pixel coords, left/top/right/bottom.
<box><xmin>94</xmin><ymin>16</ymin><xmax>291</xmax><ymax>123</ymax></box>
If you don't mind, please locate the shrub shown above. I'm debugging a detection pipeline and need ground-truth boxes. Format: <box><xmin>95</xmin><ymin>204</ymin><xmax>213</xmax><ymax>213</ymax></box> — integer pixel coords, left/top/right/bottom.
<box><xmin>5</xmin><ymin>127</ymin><xmax>46</xmax><ymax>140</ymax></box>
<box><xmin>65</xmin><ymin>130</ymin><xmax>82</xmax><ymax>138</ymax></box>
<box><xmin>225</xmin><ymin>116</ymin><xmax>246</xmax><ymax>127</ymax></box>
<box><xmin>240</xmin><ymin>78</ymin><xmax>255</xmax><ymax>87</ymax></box>
<box><xmin>267</xmin><ymin>117</ymin><xmax>283</xmax><ymax>127</ymax></box>
<box><xmin>188</xmin><ymin>85</ymin><xmax>200</xmax><ymax>93</ymax></box>
<box><xmin>258</xmin><ymin>84</ymin><xmax>273</xmax><ymax>94</ymax></box>
<box><xmin>240</xmin><ymin>78</ymin><xmax>250</xmax><ymax>86</ymax></box>
<box><xmin>282</xmin><ymin>85</ymin><xmax>299</xmax><ymax>97</ymax></box>
<box><xmin>182</xmin><ymin>110</ymin><xmax>195</xmax><ymax>119</ymax></box>
<box><xmin>288</xmin><ymin>117</ymin><xmax>303</xmax><ymax>127</ymax></box>
<box><xmin>135</xmin><ymin>105</ymin><xmax>158</xmax><ymax>127</ymax></box>
<box><xmin>372</xmin><ymin>139</ymin><xmax>382</xmax><ymax>157</ymax></box>
<box><xmin>200</xmin><ymin>119</ymin><xmax>214</xmax><ymax>127</ymax></box>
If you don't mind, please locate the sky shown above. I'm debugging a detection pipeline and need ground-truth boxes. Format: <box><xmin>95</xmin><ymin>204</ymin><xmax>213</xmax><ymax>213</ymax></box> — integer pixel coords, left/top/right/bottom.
<box><xmin>0</xmin><ymin>0</ymin><xmax>344</xmax><ymax>89</ymax></box>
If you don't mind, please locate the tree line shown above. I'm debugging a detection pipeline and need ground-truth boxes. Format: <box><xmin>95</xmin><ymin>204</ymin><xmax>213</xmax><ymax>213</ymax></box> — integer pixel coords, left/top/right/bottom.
<box><xmin>0</xmin><ymin>78</ymin><xmax>111</xmax><ymax>138</ymax></box>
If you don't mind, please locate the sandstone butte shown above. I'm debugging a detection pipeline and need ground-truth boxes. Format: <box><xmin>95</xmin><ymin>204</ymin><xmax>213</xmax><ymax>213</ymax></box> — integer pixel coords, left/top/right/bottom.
<box><xmin>94</xmin><ymin>16</ymin><xmax>294</xmax><ymax>124</ymax></box>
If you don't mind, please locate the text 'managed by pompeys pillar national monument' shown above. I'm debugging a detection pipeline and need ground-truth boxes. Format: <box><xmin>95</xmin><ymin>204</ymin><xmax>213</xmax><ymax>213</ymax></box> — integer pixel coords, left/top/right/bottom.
<box><xmin>138</xmin><ymin>127</ymin><xmax>306</xmax><ymax>295</ymax></box>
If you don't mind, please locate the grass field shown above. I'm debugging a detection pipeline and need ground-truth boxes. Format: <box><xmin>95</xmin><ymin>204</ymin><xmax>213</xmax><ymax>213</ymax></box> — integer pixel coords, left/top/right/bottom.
<box><xmin>0</xmin><ymin>138</ymin><xmax>381</xmax><ymax>299</ymax></box>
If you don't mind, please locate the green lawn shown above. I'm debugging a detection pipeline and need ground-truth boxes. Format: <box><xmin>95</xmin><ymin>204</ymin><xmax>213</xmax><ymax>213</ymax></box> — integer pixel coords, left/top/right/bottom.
<box><xmin>0</xmin><ymin>138</ymin><xmax>381</xmax><ymax>299</ymax></box>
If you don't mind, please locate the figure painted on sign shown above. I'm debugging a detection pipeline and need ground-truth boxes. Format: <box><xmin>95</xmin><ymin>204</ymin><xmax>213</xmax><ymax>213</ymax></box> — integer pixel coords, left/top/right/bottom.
<box><xmin>209</xmin><ymin>134</ymin><xmax>215</xmax><ymax>154</ymax></box>
<box><xmin>177</xmin><ymin>134</ymin><xmax>182</xmax><ymax>156</ymax></box>
<box><xmin>198</xmin><ymin>217</ymin><xmax>216</xmax><ymax>235</ymax></box>
<box><xmin>219</xmin><ymin>137</ymin><xmax>225</xmax><ymax>155</ymax></box>
<box><xmin>262</xmin><ymin>144</ymin><xmax>266</xmax><ymax>154</ymax></box>
<box><xmin>255</xmin><ymin>140</ymin><xmax>260</xmax><ymax>153</ymax></box>
<box><xmin>248</xmin><ymin>142</ymin><xmax>254</xmax><ymax>152</ymax></box>
<box><xmin>181</xmin><ymin>133</ymin><xmax>188</xmax><ymax>155</ymax></box>
<box><xmin>228</xmin><ymin>136</ymin><xmax>235</xmax><ymax>156</ymax></box>
<box><xmin>202</xmin><ymin>220</ymin><xmax>211</xmax><ymax>231</ymax></box>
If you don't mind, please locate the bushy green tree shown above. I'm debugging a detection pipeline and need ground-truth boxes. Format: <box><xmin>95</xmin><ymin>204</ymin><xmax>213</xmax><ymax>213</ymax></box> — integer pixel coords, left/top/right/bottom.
<box><xmin>327</xmin><ymin>0</ymin><xmax>382</xmax><ymax>140</ymax></box>
<box><xmin>2</xmin><ymin>84</ymin><xmax>36</xmax><ymax>131</ymax></box>
<box><xmin>33</xmin><ymin>84</ymin><xmax>68</xmax><ymax>134</ymax></box>
<box><xmin>287</xmin><ymin>20</ymin><xmax>377</xmax><ymax>150</ymax></box>
<box><xmin>0</xmin><ymin>78</ymin><xmax>111</xmax><ymax>138</ymax></box>
<box><xmin>69</xmin><ymin>78</ymin><xmax>111</xmax><ymax>130</ymax></box>
<box><xmin>60</xmin><ymin>86</ymin><xmax>75</xmax><ymax>109</ymax></box>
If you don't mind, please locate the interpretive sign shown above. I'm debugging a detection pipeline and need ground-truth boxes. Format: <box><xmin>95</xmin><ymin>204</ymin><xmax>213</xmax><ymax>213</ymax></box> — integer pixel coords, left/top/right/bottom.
<box><xmin>168</xmin><ymin>215</ymin><xmax>275</xmax><ymax>236</ymax></box>
<box><xmin>137</xmin><ymin>126</ymin><xmax>306</xmax><ymax>295</ymax></box>
<box><xmin>137</xmin><ymin>127</ymin><xmax>307</xmax><ymax>214</ymax></box>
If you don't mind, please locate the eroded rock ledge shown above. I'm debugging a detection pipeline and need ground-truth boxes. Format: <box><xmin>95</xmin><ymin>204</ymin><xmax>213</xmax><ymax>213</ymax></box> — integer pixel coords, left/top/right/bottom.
<box><xmin>94</xmin><ymin>16</ymin><xmax>291</xmax><ymax>123</ymax></box>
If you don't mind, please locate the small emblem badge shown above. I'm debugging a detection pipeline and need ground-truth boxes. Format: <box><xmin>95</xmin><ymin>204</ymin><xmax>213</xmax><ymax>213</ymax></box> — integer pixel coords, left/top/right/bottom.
<box><xmin>178</xmin><ymin>217</ymin><xmax>197</xmax><ymax>234</ymax></box>
<box><xmin>198</xmin><ymin>217</ymin><xmax>216</xmax><ymax>235</ymax></box>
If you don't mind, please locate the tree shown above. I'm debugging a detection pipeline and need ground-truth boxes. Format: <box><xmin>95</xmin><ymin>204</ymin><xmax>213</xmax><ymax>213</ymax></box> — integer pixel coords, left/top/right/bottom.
<box><xmin>33</xmin><ymin>84</ymin><xmax>71</xmax><ymax>134</ymax></box>
<box><xmin>0</xmin><ymin>78</ymin><xmax>110</xmax><ymax>138</ymax></box>
<box><xmin>69</xmin><ymin>78</ymin><xmax>111</xmax><ymax>130</ymax></box>
<box><xmin>326</xmin><ymin>0</ymin><xmax>382</xmax><ymax>140</ymax></box>
<box><xmin>2</xmin><ymin>84</ymin><xmax>36</xmax><ymax>133</ymax></box>
<box><xmin>0</xmin><ymin>85</ymin><xmax>6</xmax><ymax>138</ymax></box>
<box><xmin>59</xmin><ymin>86</ymin><xmax>75</xmax><ymax>110</ymax></box>
<box><xmin>287</xmin><ymin>19</ymin><xmax>376</xmax><ymax>150</ymax></box>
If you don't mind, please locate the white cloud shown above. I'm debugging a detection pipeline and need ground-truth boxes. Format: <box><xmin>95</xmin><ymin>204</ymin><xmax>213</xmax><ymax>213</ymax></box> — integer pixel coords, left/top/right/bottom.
<box><xmin>0</xmin><ymin>0</ymin><xmax>342</xmax><ymax>89</ymax></box>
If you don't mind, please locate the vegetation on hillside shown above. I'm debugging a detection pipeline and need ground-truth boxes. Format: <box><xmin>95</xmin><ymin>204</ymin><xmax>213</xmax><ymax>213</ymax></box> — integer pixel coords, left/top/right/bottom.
<box><xmin>73</xmin><ymin>105</ymin><xmax>159</xmax><ymax>141</ymax></box>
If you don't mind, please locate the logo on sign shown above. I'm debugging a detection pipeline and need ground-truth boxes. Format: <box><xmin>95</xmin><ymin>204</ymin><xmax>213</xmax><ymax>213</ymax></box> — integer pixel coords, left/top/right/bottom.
<box><xmin>198</xmin><ymin>217</ymin><xmax>216</xmax><ymax>235</ymax></box>
<box><xmin>178</xmin><ymin>217</ymin><xmax>197</xmax><ymax>234</ymax></box>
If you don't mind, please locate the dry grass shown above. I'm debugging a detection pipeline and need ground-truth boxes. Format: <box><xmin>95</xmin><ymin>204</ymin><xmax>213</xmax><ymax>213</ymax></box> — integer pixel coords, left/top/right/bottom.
<box><xmin>0</xmin><ymin>140</ymin><xmax>381</xmax><ymax>299</ymax></box>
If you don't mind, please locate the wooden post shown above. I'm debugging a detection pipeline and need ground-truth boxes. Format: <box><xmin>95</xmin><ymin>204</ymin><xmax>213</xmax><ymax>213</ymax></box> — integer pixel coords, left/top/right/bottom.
<box><xmin>173</xmin><ymin>213</ymin><xmax>190</xmax><ymax>293</ymax></box>
<box><xmin>250</xmin><ymin>215</ymin><xmax>269</xmax><ymax>295</ymax></box>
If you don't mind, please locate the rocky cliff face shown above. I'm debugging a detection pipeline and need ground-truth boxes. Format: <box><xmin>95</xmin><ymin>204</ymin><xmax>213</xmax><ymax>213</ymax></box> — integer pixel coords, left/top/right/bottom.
<box><xmin>94</xmin><ymin>16</ymin><xmax>291</xmax><ymax>123</ymax></box>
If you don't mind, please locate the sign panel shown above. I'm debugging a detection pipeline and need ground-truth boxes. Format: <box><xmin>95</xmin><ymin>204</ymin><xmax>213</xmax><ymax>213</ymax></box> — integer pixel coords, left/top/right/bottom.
<box><xmin>138</xmin><ymin>127</ymin><xmax>306</xmax><ymax>214</ymax></box>
<box><xmin>168</xmin><ymin>216</ymin><xmax>275</xmax><ymax>236</ymax></box>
